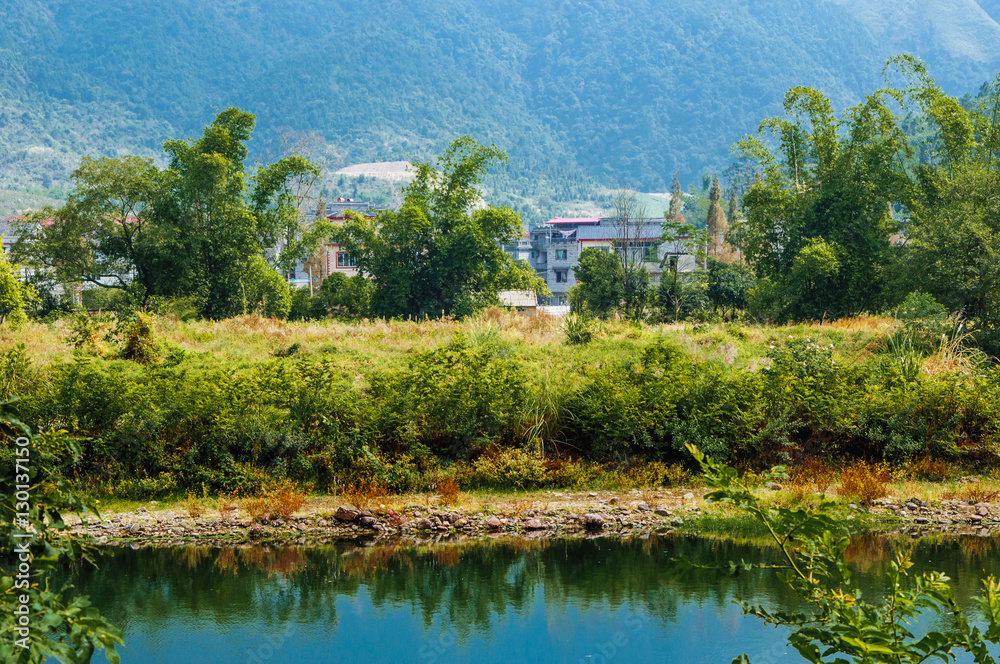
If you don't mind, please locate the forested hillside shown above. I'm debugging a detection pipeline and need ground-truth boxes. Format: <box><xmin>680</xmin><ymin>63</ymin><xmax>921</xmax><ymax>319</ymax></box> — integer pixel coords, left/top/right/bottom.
<box><xmin>2</xmin><ymin>0</ymin><xmax>1000</xmax><ymax>220</ymax></box>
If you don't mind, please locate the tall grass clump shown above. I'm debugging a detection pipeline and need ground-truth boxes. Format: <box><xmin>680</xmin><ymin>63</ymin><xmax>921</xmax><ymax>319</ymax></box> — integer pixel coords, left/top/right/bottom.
<box><xmin>838</xmin><ymin>461</ymin><xmax>890</xmax><ymax>504</ymax></box>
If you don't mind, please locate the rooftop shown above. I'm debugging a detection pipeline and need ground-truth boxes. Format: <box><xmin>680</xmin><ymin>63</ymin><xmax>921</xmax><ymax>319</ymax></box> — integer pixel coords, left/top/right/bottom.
<box><xmin>545</xmin><ymin>217</ymin><xmax>601</xmax><ymax>225</ymax></box>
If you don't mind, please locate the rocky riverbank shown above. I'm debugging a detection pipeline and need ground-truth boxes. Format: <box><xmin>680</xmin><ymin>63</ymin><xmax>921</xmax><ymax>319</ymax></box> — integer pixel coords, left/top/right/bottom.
<box><xmin>64</xmin><ymin>488</ymin><xmax>1000</xmax><ymax>546</ymax></box>
<box><xmin>67</xmin><ymin>489</ymin><xmax>703</xmax><ymax>545</ymax></box>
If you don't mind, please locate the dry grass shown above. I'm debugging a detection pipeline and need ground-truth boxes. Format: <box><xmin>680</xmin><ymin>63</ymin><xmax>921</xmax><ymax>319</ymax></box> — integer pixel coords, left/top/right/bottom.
<box><xmin>838</xmin><ymin>461</ymin><xmax>891</xmax><ymax>505</ymax></box>
<box><xmin>793</xmin><ymin>457</ymin><xmax>836</xmax><ymax>494</ymax></box>
<box><xmin>502</xmin><ymin>495</ymin><xmax>532</xmax><ymax>516</ymax></box>
<box><xmin>942</xmin><ymin>484</ymin><xmax>1000</xmax><ymax>504</ymax></box>
<box><xmin>269</xmin><ymin>483</ymin><xmax>309</xmax><ymax>519</ymax></box>
<box><xmin>905</xmin><ymin>456</ymin><xmax>951</xmax><ymax>482</ymax></box>
<box><xmin>339</xmin><ymin>479</ymin><xmax>385</xmax><ymax>511</ymax></box>
<box><xmin>922</xmin><ymin>332</ymin><xmax>988</xmax><ymax>378</ymax></box>
<box><xmin>240</xmin><ymin>495</ymin><xmax>272</xmax><ymax>522</ymax></box>
<box><xmin>820</xmin><ymin>315</ymin><xmax>892</xmax><ymax>331</ymax></box>
<box><xmin>640</xmin><ymin>488</ymin><xmax>661</xmax><ymax>509</ymax></box>
<box><xmin>184</xmin><ymin>493</ymin><xmax>206</xmax><ymax>519</ymax></box>
<box><xmin>436</xmin><ymin>477</ymin><xmax>461</xmax><ymax>506</ymax></box>
<box><xmin>238</xmin><ymin>481</ymin><xmax>309</xmax><ymax>522</ymax></box>
<box><xmin>3</xmin><ymin>310</ymin><xmax>903</xmax><ymax>378</ymax></box>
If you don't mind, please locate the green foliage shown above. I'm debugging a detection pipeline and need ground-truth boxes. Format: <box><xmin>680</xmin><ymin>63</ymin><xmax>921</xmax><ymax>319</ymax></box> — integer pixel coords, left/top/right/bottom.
<box><xmin>706</xmin><ymin>260</ymin><xmax>753</xmax><ymax>319</ymax></box>
<box><xmin>894</xmin><ymin>292</ymin><xmax>957</xmax><ymax>353</ymax></box>
<box><xmin>0</xmin><ymin>401</ymin><xmax>124</xmax><ymax>663</ymax></box>
<box><xmin>735</xmin><ymin>80</ymin><xmax>909</xmax><ymax>320</ymax></box>
<box><xmin>566</xmin><ymin>341</ymin><xmax>694</xmax><ymax>458</ymax></box>
<box><xmin>0</xmin><ymin>246</ymin><xmax>30</xmax><ymax>328</ymax></box>
<box><xmin>562</xmin><ymin>314</ymin><xmax>594</xmax><ymax>345</ymax></box>
<box><xmin>14</xmin><ymin>109</ymin><xmax>318</xmax><ymax>319</ymax></box>
<box><xmin>569</xmin><ymin>248</ymin><xmax>624</xmax><ymax>317</ymax></box>
<box><xmin>9</xmin><ymin>316</ymin><xmax>1000</xmax><ymax>496</ymax></box>
<box><xmin>368</xmin><ymin>333</ymin><xmax>528</xmax><ymax>460</ymax></box>
<box><xmin>287</xmin><ymin>287</ymin><xmax>315</xmax><ymax>322</ymax></box>
<box><xmin>111</xmin><ymin>312</ymin><xmax>159</xmax><ymax>364</ymax></box>
<box><xmin>456</xmin><ymin>447</ymin><xmax>549</xmax><ymax>490</ymax></box>
<box><xmin>239</xmin><ymin>254</ymin><xmax>291</xmax><ymax>319</ymax></box>
<box><xmin>66</xmin><ymin>313</ymin><xmax>104</xmax><ymax>356</ymax></box>
<box><xmin>684</xmin><ymin>445</ymin><xmax>1000</xmax><ymax>664</ymax></box>
<box><xmin>657</xmin><ymin>271</ymin><xmax>708</xmax><ymax>322</ymax></box>
<box><xmin>80</xmin><ymin>287</ymin><xmax>126</xmax><ymax>311</ymax></box>
<box><xmin>0</xmin><ymin>344</ymin><xmax>34</xmax><ymax>402</ymax></box>
<box><xmin>312</xmin><ymin>273</ymin><xmax>374</xmax><ymax>319</ymax></box>
<box><xmin>333</xmin><ymin>137</ymin><xmax>547</xmax><ymax>318</ymax></box>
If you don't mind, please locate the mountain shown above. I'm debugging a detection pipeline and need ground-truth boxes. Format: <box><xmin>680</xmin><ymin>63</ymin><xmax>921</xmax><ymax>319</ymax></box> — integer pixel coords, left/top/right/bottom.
<box><xmin>1</xmin><ymin>0</ymin><xmax>999</xmax><ymax>221</ymax></box>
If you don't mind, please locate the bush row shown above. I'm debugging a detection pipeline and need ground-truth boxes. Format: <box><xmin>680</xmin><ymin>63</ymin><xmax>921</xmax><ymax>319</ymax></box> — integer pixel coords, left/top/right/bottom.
<box><xmin>2</xmin><ymin>332</ymin><xmax>999</xmax><ymax>496</ymax></box>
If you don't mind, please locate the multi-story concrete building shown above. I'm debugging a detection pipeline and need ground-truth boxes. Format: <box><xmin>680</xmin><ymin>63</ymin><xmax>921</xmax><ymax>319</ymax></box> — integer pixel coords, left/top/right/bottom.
<box><xmin>512</xmin><ymin>216</ymin><xmax>698</xmax><ymax>305</ymax></box>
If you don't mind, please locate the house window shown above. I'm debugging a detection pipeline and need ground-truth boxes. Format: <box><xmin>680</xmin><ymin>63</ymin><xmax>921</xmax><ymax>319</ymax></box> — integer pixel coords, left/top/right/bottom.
<box><xmin>336</xmin><ymin>252</ymin><xmax>356</xmax><ymax>268</ymax></box>
<box><xmin>555</xmin><ymin>270</ymin><xmax>568</xmax><ymax>283</ymax></box>
<box><xmin>555</xmin><ymin>249</ymin><xmax>568</xmax><ymax>260</ymax></box>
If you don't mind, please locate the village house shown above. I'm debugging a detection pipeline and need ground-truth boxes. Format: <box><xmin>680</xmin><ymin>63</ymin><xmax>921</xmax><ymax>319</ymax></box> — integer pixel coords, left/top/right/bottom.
<box><xmin>1</xmin><ymin>215</ymin><xmax>22</xmax><ymax>256</ymax></box>
<box><xmin>288</xmin><ymin>198</ymin><xmax>391</xmax><ymax>291</ymax></box>
<box><xmin>511</xmin><ymin>217</ymin><xmax>698</xmax><ymax>305</ymax></box>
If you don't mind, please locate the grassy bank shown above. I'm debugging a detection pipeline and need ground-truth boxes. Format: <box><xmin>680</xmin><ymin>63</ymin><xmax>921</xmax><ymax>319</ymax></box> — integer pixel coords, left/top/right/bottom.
<box><xmin>2</xmin><ymin>310</ymin><xmax>998</xmax><ymax>502</ymax></box>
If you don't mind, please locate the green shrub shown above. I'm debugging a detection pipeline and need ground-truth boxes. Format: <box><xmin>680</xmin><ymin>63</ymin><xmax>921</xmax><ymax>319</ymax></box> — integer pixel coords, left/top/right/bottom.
<box><xmin>0</xmin><ymin>343</ymin><xmax>34</xmax><ymax>401</ymax></box>
<box><xmin>566</xmin><ymin>341</ymin><xmax>689</xmax><ymax>458</ymax></box>
<box><xmin>368</xmin><ymin>334</ymin><xmax>528</xmax><ymax>459</ymax></box>
<box><xmin>101</xmin><ymin>472</ymin><xmax>179</xmax><ymax>500</ymax></box>
<box><xmin>113</xmin><ymin>311</ymin><xmax>160</xmax><ymax>364</ymax></box>
<box><xmin>240</xmin><ymin>254</ymin><xmax>292</xmax><ymax>318</ymax></box>
<box><xmin>314</xmin><ymin>273</ymin><xmax>374</xmax><ymax>319</ymax></box>
<box><xmin>66</xmin><ymin>312</ymin><xmax>106</xmax><ymax>355</ymax></box>
<box><xmin>562</xmin><ymin>313</ymin><xmax>593</xmax><ymax>345</ymax></box>
<box><xmin>456</xmin><ymin>447</ymin><xmax>549</xmax><ymax>489</ymax></box>
<box><xmin>81</xmin><ymin>287</ymin><xmax>127</xmax><ymax>311</ymax></box>
<box><xmin>895</xmin><ymin>291</ymin><xmax>956</xmax><ymax>353</ymax></box>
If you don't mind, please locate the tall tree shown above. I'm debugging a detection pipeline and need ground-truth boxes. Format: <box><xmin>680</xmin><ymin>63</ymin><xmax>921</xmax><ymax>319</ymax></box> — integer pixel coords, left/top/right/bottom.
<box><xmin>16</xmin><ymin>109</ymin><xmax>319</xmax><ymax>318</ymax></box>
<box><xmin>569</xmin><ymin>247</ymin><xmax>625</xmax><ymax>318</ymax></box>
<box><xmin>0</xmin><ymin>246</ymin><xmax>30</xmax><ymax>327</ymax></box>
<box><xmin>659</xmin><ymin>217</ymin><xmax>708</xmax><ymax>322</ymax></box>
<box><xmin>705</xmin><ymin>174</ymin><xmax>730</xmax><ymax>260</ymax></box>
<box><xmin>667</xmin><ymin>172</ymin><xmax>686</xmax><ymax>224</ymax></box>
<box><xmin>733</xmin><ymin>83</ymin><xmax>911</xmax><ymax>319</ymax></box>
<box><xmin>15</xmin><ymin>156</ymin><xmax>167</xmax><ymax>306</ymax></box>
<box><xmin>333</xmin><ymin>136</ymin><xmax>547</xmax><ymax>318</ymax></box>
<box><xmin>889</xmin><ymin>57</ymin><xmax>1000</xmax><ymax>348</ymax></box>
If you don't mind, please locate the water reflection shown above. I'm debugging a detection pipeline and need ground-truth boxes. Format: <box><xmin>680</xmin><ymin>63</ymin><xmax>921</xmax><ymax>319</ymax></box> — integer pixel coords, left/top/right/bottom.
<box><xmin>59</xmin><ymin>533</ymin><xmax>1000</xmax><ymax>664</ymax></box>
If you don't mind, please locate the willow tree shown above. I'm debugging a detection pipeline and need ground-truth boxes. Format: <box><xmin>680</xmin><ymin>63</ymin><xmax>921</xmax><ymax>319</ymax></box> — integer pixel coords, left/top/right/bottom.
<box><xmin>734</xmin><ymin>83</ymin><xmax>912</xmax><ymax>320</ymax></box>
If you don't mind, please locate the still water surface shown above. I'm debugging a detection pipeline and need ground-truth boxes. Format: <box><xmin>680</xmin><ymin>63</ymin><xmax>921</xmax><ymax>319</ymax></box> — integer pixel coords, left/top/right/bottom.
<box><xmin>63</xmin><ymin>534</ymin><xmax>1000</xmax><ymax>664</ymax></box>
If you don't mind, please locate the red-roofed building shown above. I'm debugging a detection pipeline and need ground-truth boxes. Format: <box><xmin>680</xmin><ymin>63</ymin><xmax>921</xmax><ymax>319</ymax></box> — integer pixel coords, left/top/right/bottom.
<box><xmin>289</xmin><ymin>199</ymin><xmax>391</xmax><ymax>290</ymax></box>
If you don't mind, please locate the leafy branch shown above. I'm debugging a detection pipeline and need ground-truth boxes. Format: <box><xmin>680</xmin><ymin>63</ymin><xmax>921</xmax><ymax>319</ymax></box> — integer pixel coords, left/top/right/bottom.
<box><xmin>682</xmin><ymin>444</ymin><xmax>1000</xmax><ymax>664</ymax></box>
